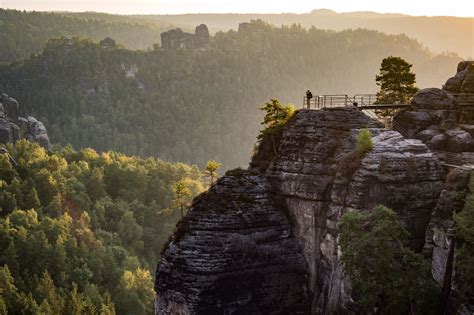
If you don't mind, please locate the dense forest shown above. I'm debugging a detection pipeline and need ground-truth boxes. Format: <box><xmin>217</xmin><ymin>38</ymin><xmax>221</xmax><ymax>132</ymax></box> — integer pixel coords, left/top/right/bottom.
<box><xmin>144</xmin><ymin>10</ymin><xmax>474</xmax><ymax>57</ymax></box>
<box><xmin>0</xmin><ymin>20</ymin><xmax>461</xmax><ymax>168</ymax></box>
<box><xmin>0</xmin><ymin>9</ymin><xmax>471</xmax><ymax>65</ymax></box>
<box><xmin>0</xmin><ymin>140</ymin><xmax>203</xmax><ymax>314</ymax></box>
<box><xmin>0</xmin><ymin>9</ymin><xmax>175</xmax><ymax>64</ymax></box>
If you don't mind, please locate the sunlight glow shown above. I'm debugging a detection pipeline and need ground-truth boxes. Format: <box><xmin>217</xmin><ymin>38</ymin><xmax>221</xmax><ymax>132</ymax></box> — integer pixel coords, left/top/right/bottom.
<box><xmin>2</xmin><ymin>0</ymin><xmax>474</xmax><ymax>17</ymax></box>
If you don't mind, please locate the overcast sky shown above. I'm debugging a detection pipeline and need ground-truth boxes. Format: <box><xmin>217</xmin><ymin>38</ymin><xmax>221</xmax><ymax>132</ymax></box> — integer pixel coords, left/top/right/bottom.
<box><xmin>1</xmin><ymin>0</ymin><xmax>474</xmax><ymax>17</ymax></box>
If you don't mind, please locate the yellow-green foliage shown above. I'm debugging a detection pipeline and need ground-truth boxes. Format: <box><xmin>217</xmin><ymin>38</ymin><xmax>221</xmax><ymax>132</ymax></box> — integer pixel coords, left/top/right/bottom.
<box><xmin>0</xmin><ymin>140</ymin><xmax>204</xmax><ymax>315</ymax></box>
<box><xmin>356</xmin><ymin>128</ymin><xmax>374</xmax><ymax>156</ymax></box>
<box><xmin>258</xmin><ymin>99</ymin><xmax>295</xmax><ymax>142</ymax></box>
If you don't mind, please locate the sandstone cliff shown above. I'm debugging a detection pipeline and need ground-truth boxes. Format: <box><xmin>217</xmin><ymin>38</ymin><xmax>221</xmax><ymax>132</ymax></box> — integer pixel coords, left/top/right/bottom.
<box><xmin>161</xmin><ymin>25</ymin><xmax>210</xmax><ymax>50</ymax></box>
<box><xmin>155</xmin><ymin>172</ymin><xmax>309</xmax><ymax>314</ymax></box>
<box><xmin>156</xmin><ymin>108</ymin><xmax>445</xmax><ymax>314</ymax></box>
<box><xmin>393</xmin><ymin>61</ymin><xmax>474</xmax><ymax>154</ymax></box>
<box><xmin>0</xmin><ymin>93</ymin><xmax>51</xmax><ymax>149</ymax></box>
<box><xmin>155</xmin><ymin>62</ymin><xmax>474</xmax><ymax>314</ymax></box>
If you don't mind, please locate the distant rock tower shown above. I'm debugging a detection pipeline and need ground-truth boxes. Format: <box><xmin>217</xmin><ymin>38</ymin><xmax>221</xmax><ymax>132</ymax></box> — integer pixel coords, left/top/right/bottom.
<box><xmin>160</xmin><ymin>25</ymin><xmax>210</xmax><ymax>50</ymax></box>
<box><xmin>194</xmin><ymin>24</ymin><xmax>210</xmax><ymax>50</ymax></box>
<box><xmin>0</xmin><ymin>94</ymin><xmax>51</xmax><ymax>149</ymax></box>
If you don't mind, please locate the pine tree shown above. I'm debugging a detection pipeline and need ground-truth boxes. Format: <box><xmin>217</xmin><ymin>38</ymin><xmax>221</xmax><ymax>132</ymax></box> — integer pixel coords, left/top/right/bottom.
<box><xmin>36</xmin><ymin>271</ymin><xmax>64</xmax><ymax>314</ymax></box>
<box><xmin>24</xmin><ymin>187</ymin><xmax>41</xmax><ymax>210</ymax></box>
<box><xmin>375</xmin><ymin>56</ymin><xmax>418</xmax><ymax>104</ymax></box>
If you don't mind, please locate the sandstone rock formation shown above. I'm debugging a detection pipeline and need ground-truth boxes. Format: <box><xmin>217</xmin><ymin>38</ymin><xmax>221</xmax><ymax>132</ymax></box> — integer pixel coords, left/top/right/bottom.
<box><xmin>0</xmin><ymin>94</ymin><xmax>51</xmax><ymax>149</ymax></box>
<box><xmin>156</xmin><ymin>108</ymin><xmax>445</xmax><ymax>314</ymax></box>
<box><xmin>443</xmin><ymin>61</ymin><xmax>474</xmax><ymax>125</ymax></box>
<box><xmin>423</xmin><ymin>169</ymin><xmax>470</xmax><ymax>285</ymax></box>
<box><xmin>266</xmin><ymin>109</ymin><xmax>444</xmax><ymax>313</ymax></box>
<box><xmin>155</xmin><ymin>172</ymin><xmax>309</xmax><ymax>314</ymax></box>
<box><xmin>393</xmin><ymin>88</ymin><xmax>474</xmax><ymax>153</ymax></box>
<box><xmin>161</xmin><ymin>25</ymin><xmax>210</xmax><ymax>50</ymax></box>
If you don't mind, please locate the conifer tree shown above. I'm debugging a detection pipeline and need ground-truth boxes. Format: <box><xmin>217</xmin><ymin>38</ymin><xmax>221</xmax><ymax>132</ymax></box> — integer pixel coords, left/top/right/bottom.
<box><xmin>24</xmin><ymin>187</ymin><xmax>41</xmax><ymax>210</ymax></box>
<box><xmin>375</xmin><ymin>56</ymin><xmax>418</xmax><ymax>104</ymax></box>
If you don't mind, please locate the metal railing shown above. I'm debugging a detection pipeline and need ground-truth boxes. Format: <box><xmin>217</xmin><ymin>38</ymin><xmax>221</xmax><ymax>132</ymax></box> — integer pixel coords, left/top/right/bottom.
<box><xmin>303</xmin><ymin>93</ymin><xmax>474</xmax><ymax>109</ymax></box>
<box><xmin>303</xmin><ymin>94</ymin><xmax>411</xmax><ymax>109</ymax></box>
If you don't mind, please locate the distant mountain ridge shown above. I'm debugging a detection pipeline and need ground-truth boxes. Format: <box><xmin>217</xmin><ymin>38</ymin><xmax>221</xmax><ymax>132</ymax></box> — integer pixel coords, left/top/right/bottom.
<box><xmin>0</xmin><ymin>8</ymin><xmax>472</xmax><ymax>65</ymax></box>
<box><xmin>141</xmin><ymin>10</ymin><xmax>473</xmax><ymax>57</ymax></box>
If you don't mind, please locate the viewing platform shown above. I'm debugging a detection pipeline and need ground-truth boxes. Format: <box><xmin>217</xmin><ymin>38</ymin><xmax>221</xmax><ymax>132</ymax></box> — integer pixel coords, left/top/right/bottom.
<box><xmin>302</xmin><ymin>92</ymin><xmax>474</xmax><ymax>170</ymax></box>
<box><xmin>303</xmin><ymin>93</ymin><xmax>474</xmax><ymax>110</ymax></box>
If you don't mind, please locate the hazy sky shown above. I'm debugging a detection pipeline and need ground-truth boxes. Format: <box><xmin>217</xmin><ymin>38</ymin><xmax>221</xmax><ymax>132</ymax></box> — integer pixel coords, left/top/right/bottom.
<box><xmin>1</xmin><ymin>0</ymin><xmax>474</xmax><ymax>17</ymax></box>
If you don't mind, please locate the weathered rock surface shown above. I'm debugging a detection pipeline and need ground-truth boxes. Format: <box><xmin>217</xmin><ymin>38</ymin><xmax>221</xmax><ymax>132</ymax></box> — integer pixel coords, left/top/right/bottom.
<box><xmin>156</xmin><ymin>108</ymin><xmax>446</xmax><ymax>314</ymax></box>
<box><xmin>393</xmin><ymin>88</ymin><xmax>474</xmax><ymax>153</ymax></box>
<box><xmin>0</xmin><ymin>93</ymin><xmax>51</xmax><ymax>149</ymax></box>
<box><xmin>443</xmin><ymin>61</ymin><xmax>474</xmax><ymax>124</ymax></box>
<box><xmin>155</xmin><ymin>172</ymin><xmax>309</xmax><ymax>314</ymax></box>
<box><xmin>194</xmin><ymin>24</ymin><xmax>210</xmax><ymax>50</ymax></box>
<box><xmin>423</xmin><ymin>169</ymin><xmax>470</xmax><ymax>284</ymax></box>
<box><xmin>161</xmin><ymin>25</ymin><xmax>210</xmax><ymax>50</ymax></box>
<box><xmin>266</xmin><ymin>109</ymin><xmax>444</xmax><ymax>313</ymax></box>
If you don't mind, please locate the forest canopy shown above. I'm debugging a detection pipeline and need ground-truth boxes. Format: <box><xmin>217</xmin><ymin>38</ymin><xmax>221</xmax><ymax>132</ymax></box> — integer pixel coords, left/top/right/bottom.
<box><xmin>0</xmin><ymin>20</ymin><xmax>461</xmax><ymax>169</ymax></box>
<box><xmin>0</xmin><ymin>140</ymin><xmax>203</xmax><ymax>314</ymax></box>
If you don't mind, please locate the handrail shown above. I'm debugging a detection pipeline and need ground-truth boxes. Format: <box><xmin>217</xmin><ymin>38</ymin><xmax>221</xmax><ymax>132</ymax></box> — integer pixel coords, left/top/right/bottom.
<box><xmin>303</xmin><ymin>92</ymin><xmax>474</xmax><ymax>109</ymax></box>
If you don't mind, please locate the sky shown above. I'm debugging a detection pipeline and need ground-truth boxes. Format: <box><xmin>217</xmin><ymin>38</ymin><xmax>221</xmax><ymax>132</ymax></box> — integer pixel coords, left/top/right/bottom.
<box><xmin>1</xmin><ymin>0</ymin><xmax>474</xmax><ymax>17</ymax></box>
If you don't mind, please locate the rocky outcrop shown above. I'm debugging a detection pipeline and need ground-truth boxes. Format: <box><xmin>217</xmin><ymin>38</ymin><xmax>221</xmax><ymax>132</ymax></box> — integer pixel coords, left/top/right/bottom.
<box><xmin>194</xmin><ymin>24</ymin><xmax>210</xmax><ymax>50</ymax></box>
<box><xmin>161</xmin><ymin>25</ymin><xmax>210</xmax><ymax>50</ymax></box>
<box><xmin>424</xmin><ymin>169</ymin><xmax>470</xmax><ymax>284</ymax></box>
<box><xmin>155</xmin><ymin>172</ymin><xmax>309</xmax><ymax>314</ymax></box>
<box><xmin>0</xmin><ymin>94</ymin><xmax>51</xmax><ymax>149</ymax></box>
<box><xmin>443</xmin><ymin>61</ymin><xmax>474</xmax><ymax>95</ymax></box>
<box><xmin>265</xmin><ymin>109</ymin><xmax>444</xmax><ymax>313</ymax></box>
<box><xmin>443</xmin><ymin>61</ymin><xmax>474</xmax><ymax>124</ymax></box>
<box><xmin>393</xmin><ymin>88</ymin><xmax>474</xmax><ymax>153</ymax></box>
<box><xmin>156</xmin><ymin>108</ymin><xmax>445</xmax><ymax>314</ymax></box>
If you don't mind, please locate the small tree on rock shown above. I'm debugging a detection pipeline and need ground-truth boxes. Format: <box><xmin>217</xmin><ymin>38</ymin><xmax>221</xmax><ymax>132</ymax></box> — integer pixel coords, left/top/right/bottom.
<box><xmin>376</xmin><ymin>56</ymin><xmax>418</xmax><ymax>104</ymax></box>
<box><xmin>171</xmin><ymin>180</ymin><xmax>192</xmax><ymax>218</ymax></box>
<box><xmin>258</xmin><ymin>99</ymin><xmax>295</xmax><ymax>154</ymax></box>
<box><xmin>204</xmin><ymin>160</ymin><xmax>222</xmax><ymax>185</ymax></box>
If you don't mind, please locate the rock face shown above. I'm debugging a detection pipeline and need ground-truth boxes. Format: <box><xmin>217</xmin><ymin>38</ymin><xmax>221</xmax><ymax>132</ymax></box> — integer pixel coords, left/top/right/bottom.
<box><xmin>423</xmin><ymin>169</ymin><xmax>470</xmax><ymax>285</ymax></box>
<box><xmin>156</xmin><ymin>108</ymin><xmax>445</xmax><ymax>314</ymax></box>
<box><xmin>161</xmin><ymin>25</ymin><xmax>210</xmax><ymax>50</ymax></box>
<box><xmin>0</xmin><ymin>94</ymin><xmax>51</xmax><ymax>149</ymax></box>
<box><xmin>155</xmin><ymin>172</ymin><xmax>309</xmax><ymax>314</ymax></box>
<box><xmin>265</xmin><ymin>109</ymin><xmax>444</xmax><ymax>313</ymax></box>
<box><xmin>393</xmin><ymin>88</ymin><xmax>474</xmax><ymax>153</ymax></box>
<box><xmin>443</xmin><ymin>60</ymin><xmax>474</xmax><ymax>124</ymax></box>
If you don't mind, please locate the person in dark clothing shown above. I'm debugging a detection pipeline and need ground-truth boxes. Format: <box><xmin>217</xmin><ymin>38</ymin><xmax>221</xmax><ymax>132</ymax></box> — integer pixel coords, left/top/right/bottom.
<box><xmin>306</xmin><ymin>90</ymin><xmax>313</xmax><ymax>108</ymax></box>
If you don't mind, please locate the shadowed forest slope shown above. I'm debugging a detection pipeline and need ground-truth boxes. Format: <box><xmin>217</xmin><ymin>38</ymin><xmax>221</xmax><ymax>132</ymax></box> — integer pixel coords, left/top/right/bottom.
<box><xmin>0</xmin><ymin>21</ymin><xmax>461</xmax><ymax>168</ymax></box>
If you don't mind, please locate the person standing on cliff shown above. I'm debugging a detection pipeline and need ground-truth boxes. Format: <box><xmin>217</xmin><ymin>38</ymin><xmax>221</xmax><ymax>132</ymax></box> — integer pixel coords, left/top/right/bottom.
<box><xmin>306</xmin><ymin>90</ymin><xmax>313</xmax><ymax>109</ymax></box>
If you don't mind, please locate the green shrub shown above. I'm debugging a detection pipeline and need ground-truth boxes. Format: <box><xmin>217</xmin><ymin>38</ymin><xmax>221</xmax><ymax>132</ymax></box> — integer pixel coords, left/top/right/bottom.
<box><xmin>356</xmin><ymin>128</ymin><xmax>374</xmax><ymax>156</ymax></box>
<box><xmin>338</xmin><ymin>205</ymin><xmax>439</xmax><ymax>313</ymax></box>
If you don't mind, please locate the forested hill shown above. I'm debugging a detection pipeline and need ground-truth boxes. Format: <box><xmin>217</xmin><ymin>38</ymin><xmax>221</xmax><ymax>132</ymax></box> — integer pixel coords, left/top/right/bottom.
<box><xmin>0</xmin><ymin>21</ymin><xmax>461</xmax><ymax>168</ymax></box>
<box><xmin>0</xmin><ymin>9</ymin><xmax>472</xmax><ymax>65</ymax></box>
<box><xmin>0</xmin><ymin>140</ymin><xmax>203</xmax><ymax>314</ymax></box>
<box><xmin>141</xmin><ymin>10</ymin><xmax>474</xmax><ymax>58</ymax></box>
<box><xmin>0</xmin><ymin>9</ymin><xmax>175</xmax><ymax>64</ymax></box>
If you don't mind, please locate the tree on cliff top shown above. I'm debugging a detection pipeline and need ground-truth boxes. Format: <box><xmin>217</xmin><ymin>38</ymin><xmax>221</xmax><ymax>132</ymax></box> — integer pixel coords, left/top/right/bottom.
<box><xmin>257</xmin><ymin>99</ymin><xmax>295</xmax><ymax>153</ymax></box>
<box><xmin>204</xmin><ymin>160</ymin><xmax>222</xmax><ymax>185</ymax></box>
<box><xmin>376</xmin><ymin>56</ymin><xmax>418</xmax><ymax>104</ymax></box>
<box><xmin>338</xmin><ymin>205</ymin><xmax>439</xmax><ymax>313</ymax></box>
